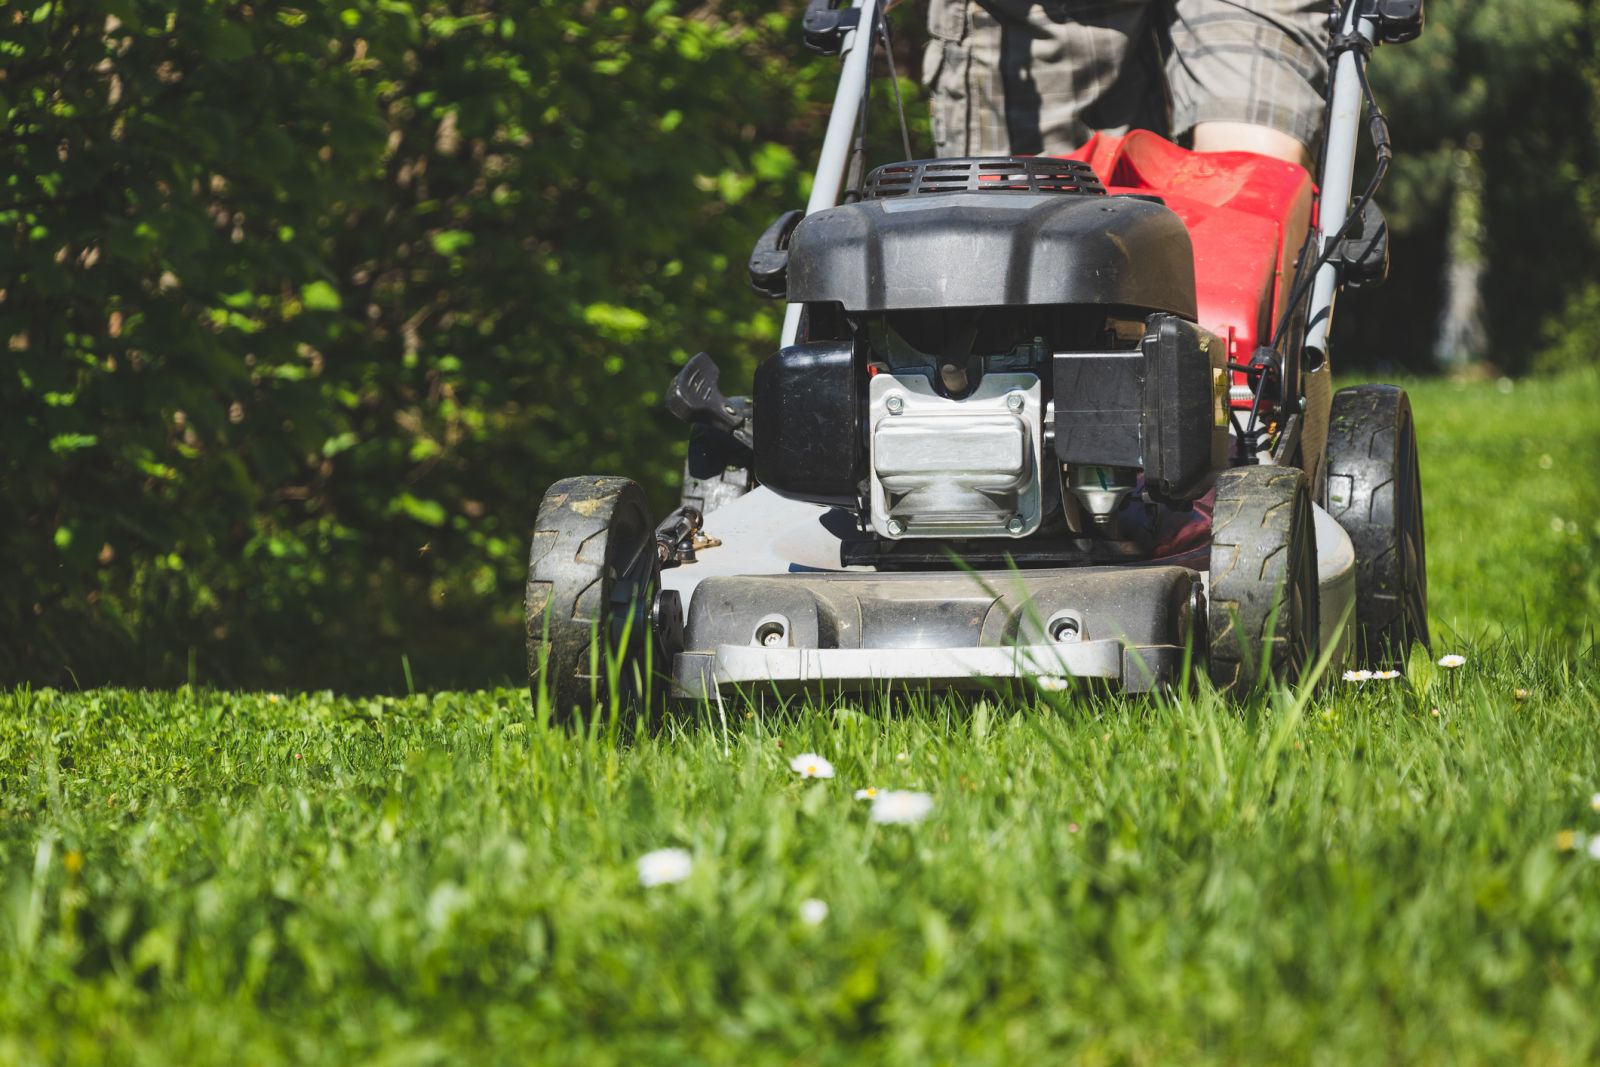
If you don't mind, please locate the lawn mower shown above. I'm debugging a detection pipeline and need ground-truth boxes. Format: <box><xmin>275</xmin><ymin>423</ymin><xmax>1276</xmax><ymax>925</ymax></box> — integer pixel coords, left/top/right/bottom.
<box><xmin>526</xmin><ymin>0</ymin><xmax>1430</xmax><ymax>714</ymax></box>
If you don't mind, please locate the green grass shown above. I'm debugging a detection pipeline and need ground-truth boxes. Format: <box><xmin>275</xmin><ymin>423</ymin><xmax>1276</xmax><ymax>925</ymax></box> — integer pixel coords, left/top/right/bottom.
<box><xmin>2</xmin><ymin>371</ymin><xmax>1597</xmax><ymax>1066</ymax></box>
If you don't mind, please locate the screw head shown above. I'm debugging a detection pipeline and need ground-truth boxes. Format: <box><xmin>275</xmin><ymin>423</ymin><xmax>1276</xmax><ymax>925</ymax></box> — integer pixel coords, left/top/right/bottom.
<box><xmin>1049</xmin><ymin>616</ymin><xmax>1081</xmax><ymax>643</ymax></box>
<box><xmin>886</xmin><ymin>518</ymin><xmax>906</xmax><ymax>537</ymax></box>
<box><xmin>1006</xmin><ymin>392</ymin><xmax>1025</xmax><ymax>412</ymax></box>
<box><xmin>885</xmin><ymin>394</ymin><xmax>904</xmax><ymax>415</ymax></box>
<box><xmin>1006</xmin><ymin>516</ymin><xmax>1025</xmax><ymax>534</ymax></box>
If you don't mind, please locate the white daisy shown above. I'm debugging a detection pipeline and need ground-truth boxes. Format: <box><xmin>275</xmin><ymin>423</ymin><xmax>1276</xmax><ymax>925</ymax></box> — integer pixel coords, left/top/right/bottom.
<box><xmin>1372</xmin><ymin>669</ymin><xmax>1402</xmax><ymax>680</ymax></box>
<box><xmin>1591</xmin><ymin>792</ymin><xmax>1600</xmax><ymax>813</ymax></box>
<box><xmin>1342</xmin><ymin>669</ymin><xmax>1373</xmax><ymax>682</ymax></box>
<box><xmin>870</xmin><ymin>790</ymin><xmax>934</xmax><ymax>825</ymax></box>
<box><xmin>1437</xmin><ymin>654</ymin><xmax>1466</xmax><ymax>669</ymax></box>
<box><xmin>798</xmin><ymin>898</ymin><xmax>829</xmax><ymax>926</ymax></box>
<box><xmin>853</xmin><ymin>787</ymin><xmax>879</xmax><ymax>801</ymax></box>
<box><xmin>636</xmin><ymin>848</ymin><xmax>692</xmax><ymax>887</ymax></box>
<box><xmin>789</xmin><ymin>753</ymin><xmax>835</xmax><ymax>779</ymax></box>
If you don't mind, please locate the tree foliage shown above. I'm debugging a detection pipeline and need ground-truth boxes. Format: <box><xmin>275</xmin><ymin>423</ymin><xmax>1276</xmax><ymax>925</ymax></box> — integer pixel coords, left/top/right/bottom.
<box><xmin>1337</xmin><ymin>0</ymin><xmax>1600</xmax><ymax>371</ymax></box>
<box><xmin>3</xmin><ymin>1</ymin><xmax>826</xmax><ymax>689</ymax></box>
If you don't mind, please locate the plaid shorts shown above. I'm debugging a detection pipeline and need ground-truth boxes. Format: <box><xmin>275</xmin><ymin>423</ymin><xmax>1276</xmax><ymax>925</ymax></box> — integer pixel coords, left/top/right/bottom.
<box><xmin>924</xmin><ymin>0</ymin><xmax>1329</xmax><ymax>157</ymax></box>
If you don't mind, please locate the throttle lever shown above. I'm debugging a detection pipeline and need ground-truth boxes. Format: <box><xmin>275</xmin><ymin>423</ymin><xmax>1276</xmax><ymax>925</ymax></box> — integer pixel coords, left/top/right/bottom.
<box><xmin>665</xmin><ymin>352</ymin><xmax>753</xmax><ymax>449</ymax></box>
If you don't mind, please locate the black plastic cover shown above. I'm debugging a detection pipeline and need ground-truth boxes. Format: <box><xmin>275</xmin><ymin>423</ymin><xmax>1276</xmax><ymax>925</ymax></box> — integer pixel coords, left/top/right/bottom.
<box><xmin>863</xmin><ymin>157</ymin><xmax>1105</xmax><ymax>199</ymax></box>
<box><xmin>1372</xmin><ymin>0</ymin><xmax>1424</xmax><ymax>44</ymax></box>
<box><xmin>748</xmin><ymin>209</ymin><xmax>802</xmax><ymax>299</ymax></box>
<box><xmin>753</xmin><ymin>340</ymin><xmax>862</xmax><ymax>507</ymax></box>
<box><xmin>785</xmin><ymin>192</ymin><xmax>1196</xmax><ymax>316</ymax></box>
<box><xmin>1335</xmin><ymin>198</ymin><xmax>1389</xmax><ymax>290</ymax></box>
<box><xmin>1054</xmin><ymin>314</ymin><xmax>1228</xmax><ymax>504</ymax></box>
<box><xmin>801</xmin><ymin>0</ymin><xmax>860</xmax><ymax>54</ymax></box>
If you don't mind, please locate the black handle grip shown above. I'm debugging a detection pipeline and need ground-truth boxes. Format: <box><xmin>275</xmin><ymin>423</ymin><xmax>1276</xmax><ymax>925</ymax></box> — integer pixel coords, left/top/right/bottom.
<box><xmin>748</xmin><ymin>208</ymin><xmax>803</xmax><ymax>300</ymax></box>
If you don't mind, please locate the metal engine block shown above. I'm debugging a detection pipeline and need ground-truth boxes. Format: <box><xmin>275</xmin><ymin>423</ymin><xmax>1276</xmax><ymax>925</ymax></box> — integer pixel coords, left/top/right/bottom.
<box><xmin>867</xmin><ymin>371</ymin><xmax>1043</xmax><ymax>540</ymax></box>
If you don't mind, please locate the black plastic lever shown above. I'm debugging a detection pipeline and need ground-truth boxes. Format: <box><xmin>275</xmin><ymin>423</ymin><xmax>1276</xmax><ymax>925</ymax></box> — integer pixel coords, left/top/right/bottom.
<box><xmin>802</xmin><ymin>0</ymin><xmax>860</xmax><ymax>55</ymax></box>
<box><xmin>1334</xmin><ymin>198</ymin><xmax>1389</xmax><ymax>290</ymax></box>
<box><xmin>748</xmin><ymin>209</ymin><xmax>803</xmax><ymax>299</ymax></box>
<box><xmin>665</xmin><ymin>352</ymin><xmax>753</xmax><ymax>449</ymax></box>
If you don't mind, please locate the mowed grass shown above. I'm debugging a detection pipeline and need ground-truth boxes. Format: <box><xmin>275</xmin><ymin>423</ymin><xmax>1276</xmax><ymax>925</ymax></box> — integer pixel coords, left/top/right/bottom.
<box><xmin>2</xmin><ymin>371</ymin><xmax>1597</xmax><ymax>1066</ymax></box>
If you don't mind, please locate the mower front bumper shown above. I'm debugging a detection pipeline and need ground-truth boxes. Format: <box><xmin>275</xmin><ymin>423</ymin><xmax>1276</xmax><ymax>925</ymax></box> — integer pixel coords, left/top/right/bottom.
<box><xmin>669</xmin><ymin>565</ymin><xmax>1201</xmax><ymax>700</ymax></box>
<box><xmin>677</xmin><ymin>638</ymin><xmax>1169</xmax><ymax>697</ymax></box>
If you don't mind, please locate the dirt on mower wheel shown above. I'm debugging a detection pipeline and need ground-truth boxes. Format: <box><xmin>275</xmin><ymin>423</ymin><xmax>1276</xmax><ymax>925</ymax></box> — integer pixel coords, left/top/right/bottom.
<box><xmin>1325</xmin><ymin>385</ymin><xmax>1429</xmax><ymax>667</ymax></box>
<box><xmin>1208</xmin><ymin>465</ymin><xmax>1321</xmax><ymax>695</ymax></box>
<box><xmin>525</xmin><ymin>476</ymin><xmax>661</xmax><ymax>723</ymax></box>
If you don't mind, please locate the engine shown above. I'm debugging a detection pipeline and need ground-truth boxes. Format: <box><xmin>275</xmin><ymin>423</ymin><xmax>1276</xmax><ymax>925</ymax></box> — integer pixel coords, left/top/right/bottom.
<box><xmin>751</xmin><ymin>157</ymin><xmax>1230</xmax><ymax>550</ymax></box>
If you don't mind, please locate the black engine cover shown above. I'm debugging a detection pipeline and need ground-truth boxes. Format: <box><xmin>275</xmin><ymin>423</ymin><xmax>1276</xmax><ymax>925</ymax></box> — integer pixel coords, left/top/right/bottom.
<box><xmin>1053</xmin><ymin>314</ymin><xmax>1229</xmax><ymax>505</ymax></box>
<box><xmin>753</xmin><ymin>340</ymin><xmax>863</xmax><ymax>507</ymax></box>
<box><xmin>785</xmin><ymin>192</ymin><xmax>1196</xmax><ymax>317</ymax></box>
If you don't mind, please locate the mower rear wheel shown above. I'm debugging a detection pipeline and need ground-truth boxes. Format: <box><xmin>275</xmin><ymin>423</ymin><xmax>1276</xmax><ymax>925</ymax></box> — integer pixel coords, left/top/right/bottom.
<box><xmin>526</xmin><ymin>476</ymin><xmax>661</xmax><ymax>723</ymax></box>
<box><xmin>1208</xmin><ymin>465</ymin><xmax>1320</xmax><ymax>695</ymax></box>
<box><xmin>1325</xmin><ymin>385</ymin><xmax>1429</xmax><ymax>666</ymax></box>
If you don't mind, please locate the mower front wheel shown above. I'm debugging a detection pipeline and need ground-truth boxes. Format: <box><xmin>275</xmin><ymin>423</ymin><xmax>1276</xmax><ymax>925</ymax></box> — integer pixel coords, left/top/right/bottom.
<box><xmin>1325</xmin><ymin>385</ymin><xmax>1429</xmax><ymax>667</ymax></box>
<box><xmin>526</xmin><ymin>476</ymin><xmax>662</xmax><ymax>724</ymax></box>
<box><xmin>1207</xmin><ymin>465</ymin><xmax>1321</xmax><ymax>695</ymax></box>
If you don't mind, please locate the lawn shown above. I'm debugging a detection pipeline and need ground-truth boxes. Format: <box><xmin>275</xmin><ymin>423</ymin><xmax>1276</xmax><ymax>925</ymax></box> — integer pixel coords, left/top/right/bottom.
<box><xmin>2</xmin><ymin>371</ymin><xmax>1597</xmax><ymax>1066</ymax></box>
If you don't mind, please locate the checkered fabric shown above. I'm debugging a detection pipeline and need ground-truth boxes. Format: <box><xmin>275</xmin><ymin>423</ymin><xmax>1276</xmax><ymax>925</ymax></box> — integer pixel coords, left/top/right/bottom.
<box><xmin>924</xmin><ymin>0</ymin><xmax>1329</xmax><ymax>157</ymax></box>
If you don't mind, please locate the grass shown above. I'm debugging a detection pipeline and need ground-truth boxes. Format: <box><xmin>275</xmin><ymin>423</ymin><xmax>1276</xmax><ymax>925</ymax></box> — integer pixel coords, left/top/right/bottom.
<box><xmin>2</xmin><ymin>370</ymin><xmax>1597</xmax><ymax>1065</ymax></box>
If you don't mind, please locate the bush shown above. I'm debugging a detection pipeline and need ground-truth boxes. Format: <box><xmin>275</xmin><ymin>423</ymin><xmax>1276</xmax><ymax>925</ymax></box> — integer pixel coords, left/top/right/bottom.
<box><xmin>2</xmin><ymin>1</ymin><xmax>826</xmax><ymax>689</ymax></box>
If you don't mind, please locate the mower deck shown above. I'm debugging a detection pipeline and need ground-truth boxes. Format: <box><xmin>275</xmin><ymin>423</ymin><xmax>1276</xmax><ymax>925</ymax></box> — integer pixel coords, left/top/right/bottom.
<box><xmin>660</xmin><ymin>487</ymin><xmax>1354</xmax><ymax>699</ymax></box>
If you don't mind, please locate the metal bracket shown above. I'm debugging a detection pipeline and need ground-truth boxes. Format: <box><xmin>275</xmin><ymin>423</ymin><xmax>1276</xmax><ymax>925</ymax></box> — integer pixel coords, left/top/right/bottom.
<box><xmin>802</xmin><ymin>0</ymin><xmax>862</xmax><ymax>55</ymax></box>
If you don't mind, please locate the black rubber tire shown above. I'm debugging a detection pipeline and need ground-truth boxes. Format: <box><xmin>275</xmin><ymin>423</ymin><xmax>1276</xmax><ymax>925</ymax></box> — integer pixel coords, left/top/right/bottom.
<box><xmin>1324</xmin><ymin>385</ymin><xmax>1429</xmax><ymax>667</ymax></box>
<box><xmin>1208</xmin><ymin>465</ymin><xmax>1320</xmax><ymax>695</ymax></box>
<box><xmin>525</xmin><ymin>476</ymin><xmax>659</xmax><ymax>723</ymax></box>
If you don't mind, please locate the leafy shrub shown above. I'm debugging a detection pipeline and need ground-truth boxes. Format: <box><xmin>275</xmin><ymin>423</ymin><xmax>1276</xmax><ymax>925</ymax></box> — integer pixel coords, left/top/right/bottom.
<box><xmin>2</xmin><ymin>1</ymin><xmax>824</xmax><ymax>689</ymax></box>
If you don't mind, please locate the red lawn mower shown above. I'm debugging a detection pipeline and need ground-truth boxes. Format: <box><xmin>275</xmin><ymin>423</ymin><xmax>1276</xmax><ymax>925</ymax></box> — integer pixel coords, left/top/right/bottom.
<box><xmin>527</xmin><ymin>0</ymin><xmax>1429</xmax><ymax>715</ymax></box>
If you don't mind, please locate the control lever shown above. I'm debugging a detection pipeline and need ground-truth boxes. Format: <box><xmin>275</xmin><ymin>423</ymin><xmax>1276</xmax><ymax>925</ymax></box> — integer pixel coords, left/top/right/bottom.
<box><xmin>802</xmin><ymin>0</ymin><xmax>861</xmax><ymax>55</ymax></box>
<box><xmin>655</xmin><ymin>504</ymin><xmax>721</xmax><ymax>566</ymax></box>
<box><xmin>665</xmin><ymin>352</ymin><xmax>753</xmax><ymax>449</ymax></box>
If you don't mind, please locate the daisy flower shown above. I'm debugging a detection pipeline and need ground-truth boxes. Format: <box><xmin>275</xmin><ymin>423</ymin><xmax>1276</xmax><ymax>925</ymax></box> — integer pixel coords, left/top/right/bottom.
<box><xmin>1437</xmin><ymin>654</ymin><xmax>1466</xmax><ymax>669</ymax></box>
<box><xmin>1342</xmin><ymin>669</ymin><xmax>1373</xmax><ymax>682</ymax></box>
<box><xmin>637</xmin><ymin>848</ymin><xmax>692</xmax><ymax>887</ymax></box>
<box><xmin>1372</xmin><ymin>669</ymin><xmax>1402</xmax><ymax>680</ymax></box>
<box><xmin>1591</xmin><ymin>792</ymin><xmax>1600</xmax><ymax>813</ymax></box>
<box><xmin>870</xmin><ymin>790</ymin><xmax>934</xmax><ymax>826</ymax></box>
<box><xmin>798</xmin><ymin>898</ymin><xmax>829</xmax><ymax>926</ymax></box>
<box><xmin>789</xmin><ymin>753</ymin><xmax>835</xmax><ymax>779</ymax></box>
<box><xmin>853</xmin><ymin>787</ymin><xmax>879</xmax><ymax>801</ymax></box>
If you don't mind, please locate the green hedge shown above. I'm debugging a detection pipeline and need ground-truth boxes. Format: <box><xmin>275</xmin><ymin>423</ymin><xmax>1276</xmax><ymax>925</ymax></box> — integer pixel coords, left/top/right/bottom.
<box><xmin>3</xmin><ymin>1</ymin><xmax>835</xmax><ymax>689</ymax></box>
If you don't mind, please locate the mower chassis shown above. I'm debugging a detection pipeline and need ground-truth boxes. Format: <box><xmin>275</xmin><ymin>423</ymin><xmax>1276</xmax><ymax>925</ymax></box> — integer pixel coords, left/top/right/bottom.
<box><xmin>660</xmin><ymin>487</ymin><xmax>1352</xmax><ymax>699</ymax></box>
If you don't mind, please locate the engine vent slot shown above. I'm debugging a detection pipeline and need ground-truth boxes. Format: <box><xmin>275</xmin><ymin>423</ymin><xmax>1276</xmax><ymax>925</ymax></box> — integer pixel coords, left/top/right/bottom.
<box><xmin>864</xmin><ymin>157</ymin><xmax>1106</xmax><ymax>200</ymax></box>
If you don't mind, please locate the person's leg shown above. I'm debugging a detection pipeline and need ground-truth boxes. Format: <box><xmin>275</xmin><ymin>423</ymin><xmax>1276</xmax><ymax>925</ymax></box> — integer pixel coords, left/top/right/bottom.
<box><xmin>1167</xmin><ymin>0</ymin><xmax>1328</xmax><ymax>166</ymax></box>
<box><xmin>1191</xmin><ymin>120</ymin><xmax>1311</xmax><ymax>166</ymax></box>
<box><xmin>926</xmin><ymin>0</ymin><xmax>1163</xmax><ymax>157</ymax></box>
